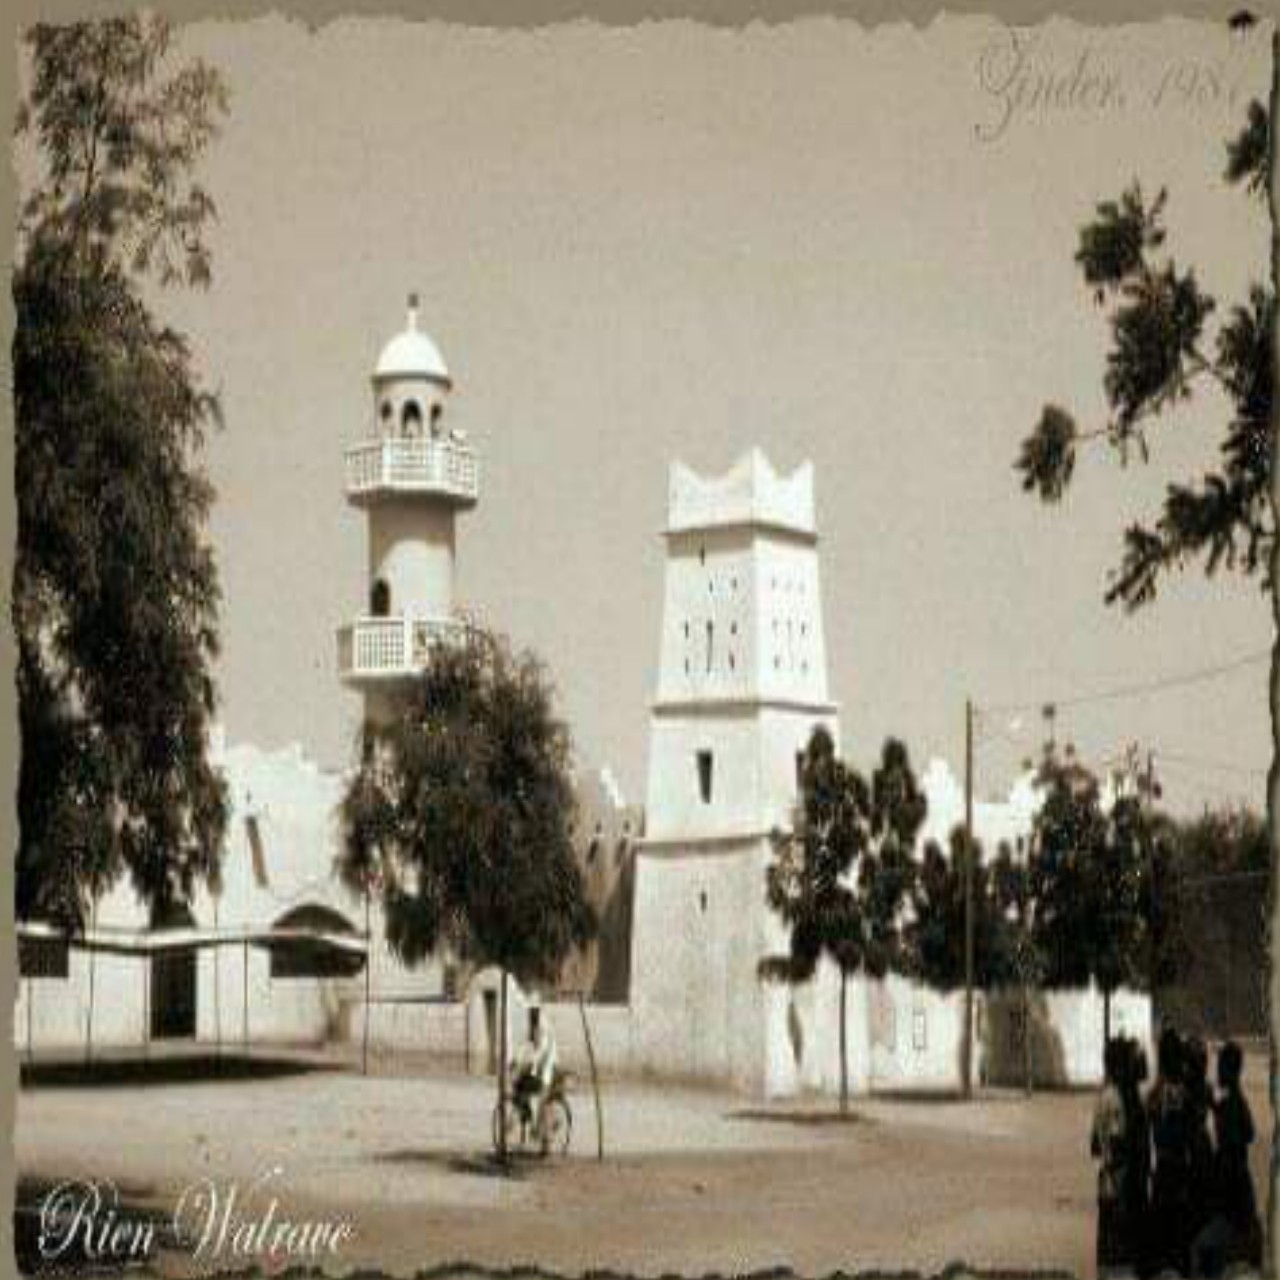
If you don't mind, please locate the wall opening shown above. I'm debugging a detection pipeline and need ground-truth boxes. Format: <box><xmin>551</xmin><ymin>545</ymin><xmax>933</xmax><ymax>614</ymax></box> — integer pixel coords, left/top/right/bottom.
<box><xmin>19</xmin><ymin>934</ymin><xmax>69</xmax><ymax>980</ymax></box>
<box><xmin>400</xmin><ymin>399</ymin><xmax>424</xmax><ymax>436</ymax></box>
<box><xmin>269</xmin><ymin>904</ymin><xmax>364</xmax><ymax>979</ymax></box>
<box><xmin>696</xmin><ymin>750</ymin><xmax>714</xmax><ymax>804</ymax></box>
<box><xmin>150</xmin><ymin>902</ymin><xmax>197</xmax><ymax>1040</ymax></box>
<box><xmin>370</xmin><ymin>578</ymin><xmax>391</xmax><ymax>617</ymax></box>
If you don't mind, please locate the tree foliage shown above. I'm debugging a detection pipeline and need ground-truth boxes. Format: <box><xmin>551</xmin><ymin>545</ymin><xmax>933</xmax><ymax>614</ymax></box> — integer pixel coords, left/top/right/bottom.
<box><xmin>337</xmin><ymin>633</ymin><xmax>596</xmax><ymax>986</ymax></box>
<box><xmin>762</xmin><ymin>728</ymin><xmax>925</xmax><ymax>986</ymax></box>
<box><xmin>761</xmin><ymin>728</ymin><xmax>925</xmax><ymax>1109</ymax></box>
<box><xmin>14</xmin><ymin>17</ymin><xmax>230</xmax><ymax>930</ymax></box>
<box><xmin>1026</xmin><ymin>754</ymin><xmax>1151</xmax><ymax>1005</ymax></box>
<box><xmin>1016</xmin><ymin>103</ymin><xmax>1273</xmax><ymax>609</ymax></box>
<box><xmin>906</xmin><ymin>826</ymin><xmax>1016</xmax><ymax>992</ymax></box>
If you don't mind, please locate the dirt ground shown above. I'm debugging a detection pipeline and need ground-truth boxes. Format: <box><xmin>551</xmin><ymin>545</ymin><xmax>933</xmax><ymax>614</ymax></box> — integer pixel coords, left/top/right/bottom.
<box><xmin>14</xmin><ymin>1050</ymin><xmax>1273</xmax><ymax>1278</ymax></box>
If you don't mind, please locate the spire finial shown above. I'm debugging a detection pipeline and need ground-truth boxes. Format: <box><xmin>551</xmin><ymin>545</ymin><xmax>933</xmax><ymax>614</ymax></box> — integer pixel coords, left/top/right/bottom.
<box><xmin>407</xmin><ymin>292</ymin><xmax>420</xmax><ymax>330</ymax></box>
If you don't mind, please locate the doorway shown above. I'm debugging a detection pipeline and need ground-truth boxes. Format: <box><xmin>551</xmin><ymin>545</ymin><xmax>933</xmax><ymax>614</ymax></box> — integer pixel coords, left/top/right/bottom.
<box><xmin>150</xmin><ymin>904</ymin><xmax>197</xmax><ymax>1040</ymax></box>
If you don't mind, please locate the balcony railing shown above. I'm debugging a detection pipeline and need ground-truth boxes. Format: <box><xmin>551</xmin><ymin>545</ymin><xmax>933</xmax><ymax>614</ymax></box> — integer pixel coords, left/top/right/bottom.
<box><xmin>337</xmin><ymin>615</ymin><xmax>471</xmax><ymax>682</ymax></box>
<box><xmin>345</xmin><ymin>438</ymin><xmax>479</xmax><ymax>504</ymax></box>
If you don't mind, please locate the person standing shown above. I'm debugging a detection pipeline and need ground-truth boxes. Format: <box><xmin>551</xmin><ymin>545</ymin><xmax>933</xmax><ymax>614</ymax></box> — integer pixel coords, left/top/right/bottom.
<box><xmin>1092</xmin><ymin>1039</ymin><xmax>1132</xmax><ymax>1275</ymax></box>
<box><xmin>1147</xmin><ymin>1028</ymin><xmax>1194</xmax><ymax>1276</ymax></box>
<box><xmin>1117</xmin><ymin>1038</ymin><xmax>1151</xmax><ymax>1272</ymax></box>
<box><xmin>1190</xmin><ymin>1040</ymin><xmax>1262</xmax><ymax>1276</ymax></box>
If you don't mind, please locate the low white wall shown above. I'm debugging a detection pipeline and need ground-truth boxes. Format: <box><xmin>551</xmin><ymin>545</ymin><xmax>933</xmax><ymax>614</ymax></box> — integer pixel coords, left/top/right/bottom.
<box><xmin>15</xmin><ymin>952</ymin><xmax>146</xmax><ymax>1054</ymax></box>
<box><xmin>867</xmin><ymin>975</ymin><xmax>966</xmax><ymax>1092</ymax></box>
<box><xmin>540</xmin><ymin>1002</ymin><xmax>634</xmax><ymax>1078</ymax></box>
<box><xmin>982</xmin><ymin>984</ymin><xmax>1152</xmax><ymax>1088</ymax></box>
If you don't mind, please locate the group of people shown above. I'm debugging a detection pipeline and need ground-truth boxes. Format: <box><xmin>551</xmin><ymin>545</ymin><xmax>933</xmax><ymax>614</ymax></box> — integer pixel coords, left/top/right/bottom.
<box><xmin>1091</xmin><ymin>1029</ymin><xmax>1261</xmax><ymax>1278</ymax></box>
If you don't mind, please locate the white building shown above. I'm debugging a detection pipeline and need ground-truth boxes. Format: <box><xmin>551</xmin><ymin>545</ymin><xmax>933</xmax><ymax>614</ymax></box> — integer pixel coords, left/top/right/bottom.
<box><xmin>16</xmin><ymin>317</ymin><xmax>1147</xmax><ymax>1091</ymax></box>
<box><xmin>629</xmin><ymin>450</ymin><xmax>839</xmax><ymax>1093</ymax></box>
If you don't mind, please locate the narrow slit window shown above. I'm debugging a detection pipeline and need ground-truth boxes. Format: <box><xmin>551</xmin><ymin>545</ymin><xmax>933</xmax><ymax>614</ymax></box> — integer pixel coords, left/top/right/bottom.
<box><xmin>696</xmin><ymin>750</ymin><xmax>714</xmax><ymax>804</ymax></box>
<box><xmin>705</xmin><ymin>620</ymin><xmax>714</xmax><ymax>673</ymax></box>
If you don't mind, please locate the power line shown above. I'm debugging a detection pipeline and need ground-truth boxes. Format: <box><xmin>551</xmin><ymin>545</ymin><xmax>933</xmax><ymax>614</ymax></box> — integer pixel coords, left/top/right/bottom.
<box><xmin>981</xmin><ymin>647</ymin><xmax>1270</xmax><ymax>717</ymax></box>
<box><xmin>1153</xmin><ymin>749</ymin><xmax>1268</xmax><ymax>779</ymax></box>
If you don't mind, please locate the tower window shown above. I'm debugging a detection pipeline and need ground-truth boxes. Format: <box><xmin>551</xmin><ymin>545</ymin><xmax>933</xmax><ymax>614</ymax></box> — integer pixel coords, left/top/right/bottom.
<box><xmin>370</xmin><ymin>578</ymin><xmax>391</xmax><ymax>617</ymax></box>
<box><xmin>696</xmin><ymin>750</ymin><xmax>714</xmax><ymax>804</ymax></box>
<box><xmin>379</xmin><ymin>399</ymin><xmax>393</xmax><ymax>425</ymax></box>
<box><xmin>705</xmin><ymin>621</ymin><xmax>714</xmax><ymax>673</ymax></box>
<box><xmin>401</xmin><ymin>400</ymin><xmax>423</xmax><ymax>437</ymax></box>
<box><xmin>429</xmin><ymin>403</ymin><xmax>444</xmax><ymax>438</ymax></box>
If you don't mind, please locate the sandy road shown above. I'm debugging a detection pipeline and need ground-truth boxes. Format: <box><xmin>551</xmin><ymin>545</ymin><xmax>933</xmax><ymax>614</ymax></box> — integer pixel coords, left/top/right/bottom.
<box><xmin>15</xmin><ymin>1055</ymin><xmax>1272</xmax><ymax>1278</ymax></box>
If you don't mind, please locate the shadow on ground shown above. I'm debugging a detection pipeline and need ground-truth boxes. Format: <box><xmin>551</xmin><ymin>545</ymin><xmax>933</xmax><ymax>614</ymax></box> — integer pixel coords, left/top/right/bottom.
<box><xmin>19</xmin><ymin>1052</ymin><xmax>341</xmax><ymax>1090</ymax></box>
<box><xmin>372</xmin><ymin>1149</ymin><xmax>536</xmax><ymax>1179</ymax></box>
<box><xmin>727</xmin><ymin>1107</ymin><xmax>868</xmax><ymax>1126</ymax></box>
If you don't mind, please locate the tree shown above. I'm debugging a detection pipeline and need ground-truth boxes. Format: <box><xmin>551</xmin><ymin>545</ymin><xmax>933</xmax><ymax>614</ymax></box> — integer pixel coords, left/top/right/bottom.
<box><xmin>1026</xmin><ymin>753</ymin><xmax>1150</xmax><ymax>1044</ymax></box>
<box><xmin>337</xmin><ymin>632</ymin><xmax>595</xmax><ymax>1158</ymax></box>
<box><xmin>14</xmin><ymin>17</ymin><xmax>230</xmax><ymax>930</ymax></box>
<box><xmin>760</xmin><ymin>727</ymin><xmax>924</xmax><ymax>1114</ymax></box>
<box><xmin>1016</xmin><ymin>102</ymin><xmax>1272</xmax><ymax>610</ymax></box>
<box><xmin>907</xmin><ymin>826</ymin><xmax>1015</xmax><ymax>993</ymax></box>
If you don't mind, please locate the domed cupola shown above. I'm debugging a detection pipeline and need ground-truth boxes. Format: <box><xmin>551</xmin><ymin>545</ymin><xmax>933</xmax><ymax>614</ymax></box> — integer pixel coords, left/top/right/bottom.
<box><xmin>374</xmin><ymin>293</ymin><xmax>451</xmax><ymax>386</ymax></box>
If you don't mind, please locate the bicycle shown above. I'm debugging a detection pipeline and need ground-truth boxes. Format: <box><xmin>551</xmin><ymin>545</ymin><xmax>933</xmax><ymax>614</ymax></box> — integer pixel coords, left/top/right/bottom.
<box><xmin>492</xmin><ymin>1067</ymin><xmax>574</xmax><ymax>1157</ymax></box>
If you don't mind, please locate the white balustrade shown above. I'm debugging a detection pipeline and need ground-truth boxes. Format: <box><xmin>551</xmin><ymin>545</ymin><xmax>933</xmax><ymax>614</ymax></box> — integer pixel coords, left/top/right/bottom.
<box><xmin>336</xmin><ymin>615</ymin><xmax>471</xmax><ymax>681</ymax></box>
<box><xmin>345</xmin><ymin>438</ymin><xmax>478</xmax><ymax>501</ymax></box>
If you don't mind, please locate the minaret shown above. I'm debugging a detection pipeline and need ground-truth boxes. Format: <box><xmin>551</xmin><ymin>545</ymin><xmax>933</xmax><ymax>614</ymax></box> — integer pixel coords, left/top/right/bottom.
<box><xmin>630</xmin><ymin>449</ymin><xmax>839</xmax><ymax>1094</ymax></box>
<box><xmin>336</xmin><ymin>295</ymin><xmax>478</xmax><ymax>726</ymax></box>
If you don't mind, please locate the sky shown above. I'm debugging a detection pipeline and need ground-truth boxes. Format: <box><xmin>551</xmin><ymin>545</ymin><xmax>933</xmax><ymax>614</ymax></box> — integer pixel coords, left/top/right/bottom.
<box><xmin>32</xmin><ymin>15</ymin><xmax>1271</xmax><ymax>815</ymax></box>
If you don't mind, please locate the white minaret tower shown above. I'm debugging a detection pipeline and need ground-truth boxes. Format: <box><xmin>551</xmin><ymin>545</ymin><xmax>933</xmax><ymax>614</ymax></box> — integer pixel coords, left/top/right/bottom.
<box><xmin>630</xmin><ymin>449</ymin><xmax>839</xmax><ymax>1095</ymax></box>
<box><xmin>336</xmin><ymin>295</ymin><xmax>478</xmax><ymax>725</ymax></box>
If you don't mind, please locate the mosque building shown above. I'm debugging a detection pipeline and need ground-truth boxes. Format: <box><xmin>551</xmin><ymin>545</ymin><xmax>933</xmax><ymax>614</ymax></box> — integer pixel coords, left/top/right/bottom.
<box><xmin>15</xmin><ymin>302</ymin><xmax>1145</xmax><ymax>1091</ymax></box>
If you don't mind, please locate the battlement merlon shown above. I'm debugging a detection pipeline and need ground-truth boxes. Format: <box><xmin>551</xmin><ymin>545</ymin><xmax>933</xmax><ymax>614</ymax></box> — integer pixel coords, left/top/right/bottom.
<box><xmin>664</xmin><ymin>449</ymin><xmax>816</xmax><ymax>540</ymax></box>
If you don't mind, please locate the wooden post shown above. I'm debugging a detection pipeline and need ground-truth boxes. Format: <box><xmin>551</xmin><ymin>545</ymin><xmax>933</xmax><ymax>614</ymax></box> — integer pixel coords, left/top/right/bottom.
<box><xmin>838</xmin><ymin>968</ymin><xmax>849</xmax><ymax>1115</ymax></box>
<box><xmin>961</xmin><ymin>698</ymin><xmax>975</xmax><ymax>1099</ymax></box>
<box><xmin>577</xmin><ymin>992</ymin><xmax>604</xmax><ymax>1161</ymax></box>
<box><xmin>242</xmin><ymin>938</ymin><xmax>250</xmax><ymax>1051</ymax></box>
<box><xmin>213</xmin><ymin>898</ymin><xmax>222</xmax><ymax>1063</ymax></box>
<box><xmin>85</xmin><ymin>904</ymin><xmax>97</xmax><ymax>1066</ymax></box>
<box><xmin>497</xmin><ymin>971</ymin><xmax>509</xmax><ymax>1163</ymax></box>
<box><xmin>362</xmin><ymin>887</ymin><xmax>372</xmax><ymax>1077</ymax></box>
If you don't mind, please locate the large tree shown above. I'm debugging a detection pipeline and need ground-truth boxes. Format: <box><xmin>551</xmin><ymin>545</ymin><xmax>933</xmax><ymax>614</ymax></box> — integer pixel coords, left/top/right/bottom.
<box><xmin>1016</xmin><ymin>102</ymin><xmax>1272</xmax><ymax>609</ymax></box>
<box><xmin>337</xmin><ymin>632</ymin><xmax>595</xmax><ymax>1157</ymax></box>
<box><xmin>1027</xmin><ymin>753</ymin><xmax>1152</xmax><ymax>1043</ymax></box>
<box><xmin>14</xmin><ymin>17</ymin><xmax>230</xmax><ymax>930</ymax></box>
<box><xmin>760</xmin><ymin>727</ymin><xmax>924</xmax><ymax>1114</ymax></box>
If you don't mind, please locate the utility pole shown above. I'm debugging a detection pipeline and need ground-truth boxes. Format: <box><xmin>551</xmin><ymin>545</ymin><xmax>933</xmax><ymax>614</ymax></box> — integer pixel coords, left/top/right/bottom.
<box><xmin>962</xmin><ymin>698</ymin><xmax>975</xmax><ymax>1099</ymax></box>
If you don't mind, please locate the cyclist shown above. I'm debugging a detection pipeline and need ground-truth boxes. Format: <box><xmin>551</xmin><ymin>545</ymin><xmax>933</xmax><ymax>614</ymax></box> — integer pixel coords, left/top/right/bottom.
<box><xmin>511</xmin><ymin>1004</ymin><xmax>558</xmax><ymax>1139</ymax></box>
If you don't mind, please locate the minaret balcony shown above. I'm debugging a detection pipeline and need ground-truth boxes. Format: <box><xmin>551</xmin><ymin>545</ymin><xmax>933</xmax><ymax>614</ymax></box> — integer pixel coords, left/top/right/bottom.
<box><xmin>336</xmin><ymin>614</ymin><xmax>470</xmax><ymax>683</ymax></box>
<box><xmin>344</xmin><ymin>438</ymin><xmax>479</xmax><ymax>507</ymax></box>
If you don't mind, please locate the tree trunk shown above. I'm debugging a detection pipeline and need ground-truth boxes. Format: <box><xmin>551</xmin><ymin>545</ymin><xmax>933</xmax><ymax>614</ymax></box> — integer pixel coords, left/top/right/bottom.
<box><xmin>497</xmin><ymin>970</ymin><xmax>509</xmax><ymax>1163</ymax></box>
<box><xmin>838</xmin><ymin>968</ymin><xmax>849</xmax><ymax>1116</ymax></box>
<box><xmin>1022</xmin><ymin>978</ymin><xmax>1033</xmax><ymax>1096</ymax></box>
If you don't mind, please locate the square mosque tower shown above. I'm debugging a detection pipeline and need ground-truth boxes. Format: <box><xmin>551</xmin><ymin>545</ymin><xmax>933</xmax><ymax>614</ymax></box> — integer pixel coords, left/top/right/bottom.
<box><xmin>630</xmin><ymin>449</ymin><xmax>839</xmax><ymax>1094</ymax></box>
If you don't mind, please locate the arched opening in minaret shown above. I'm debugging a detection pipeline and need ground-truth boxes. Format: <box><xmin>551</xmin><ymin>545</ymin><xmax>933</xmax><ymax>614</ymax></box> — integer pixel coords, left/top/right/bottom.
<box><xmin>370</xmin><ymin>578</ymin><xmax>391</xmax><ymax>617</ymax></box>
<box><xmin>400</xmin><ymin>400</ymin><xmax>423</xmax><ymax>437</ymax></box>
<box><xmin>430</xmin><ymin>403</ymin><xmax>444</xmax><ymax>439</ymax></box>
